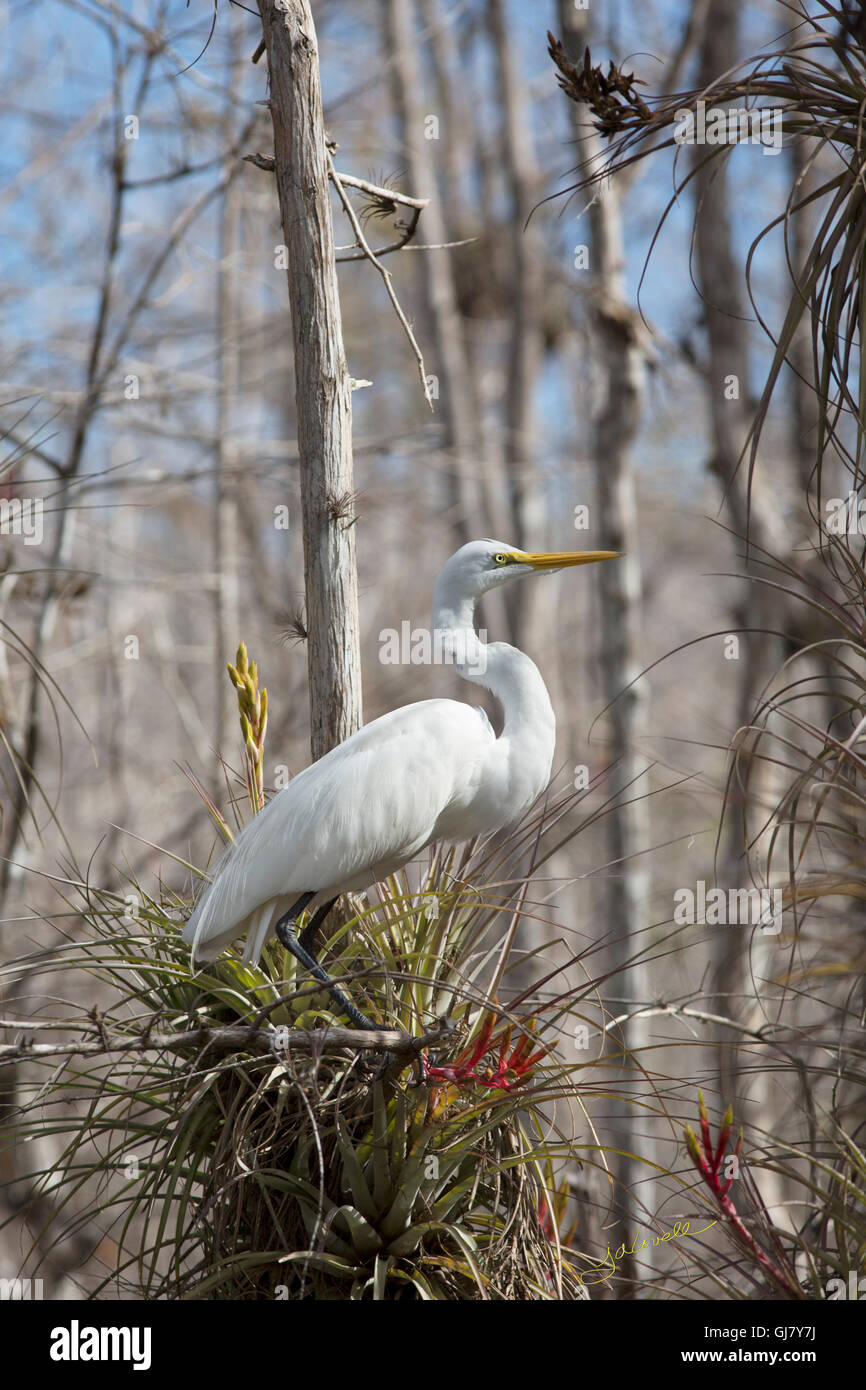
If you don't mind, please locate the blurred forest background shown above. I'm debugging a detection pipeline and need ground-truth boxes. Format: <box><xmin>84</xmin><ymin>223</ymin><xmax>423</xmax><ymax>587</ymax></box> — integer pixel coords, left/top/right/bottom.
<box><xmin>0</xmin><ymin>0</ymin><xmax>862</xmax><ymax>1298</ymax></box>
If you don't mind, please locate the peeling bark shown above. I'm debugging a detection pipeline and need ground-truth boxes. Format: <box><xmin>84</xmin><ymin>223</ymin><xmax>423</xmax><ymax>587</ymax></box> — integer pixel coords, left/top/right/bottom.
<box><xmin>258</xmin><ymin>0</ymin><xmax>362</xmax><ymax>759</ymax></box>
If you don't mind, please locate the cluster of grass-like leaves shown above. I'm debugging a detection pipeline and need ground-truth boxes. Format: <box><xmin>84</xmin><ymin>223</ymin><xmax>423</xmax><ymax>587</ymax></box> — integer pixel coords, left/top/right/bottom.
<box><xmin>0</xmin><ymin>646</ymin><xmax>609</xmax><ymax>1299</ymax></box>
<box><xmin>545</xmin><ymin>0</ymin><xmax>866</xmax><ymax>1302</ymax></box>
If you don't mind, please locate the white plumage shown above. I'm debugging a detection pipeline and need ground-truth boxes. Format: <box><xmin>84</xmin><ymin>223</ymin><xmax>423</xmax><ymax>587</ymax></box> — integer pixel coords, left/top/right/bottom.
<box><xmin>183</xmin><ymin>539</ymin><xmax>617</xmax><ymax>970</ymax></box>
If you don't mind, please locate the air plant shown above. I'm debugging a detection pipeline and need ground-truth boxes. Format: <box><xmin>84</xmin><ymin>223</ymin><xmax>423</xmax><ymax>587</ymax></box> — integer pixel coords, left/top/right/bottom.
<box><xmin>549</xmin><ymin>1</ymin><xmax>866</xmax><ymax>507</ymax></box>
<box><xmin>684</xmin><ymin>1093</ymin><xmax>802</xmax><ymax>1298</ymax></box>
<box><xmin>0</xmin><ymin>648</ymin><xmax>603</xmax><ymax>1300</ymax></box>
<box><xmin>547</xmin><ymin>1</ymin><xmax>866</xmax><ymax>1306</ymax></box>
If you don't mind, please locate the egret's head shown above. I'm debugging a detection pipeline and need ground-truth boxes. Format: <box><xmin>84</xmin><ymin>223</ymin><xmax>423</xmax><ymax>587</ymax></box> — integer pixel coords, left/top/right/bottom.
<box><xmin>436</xmin><ymin>538</ymin><xmax>620</xmax><ymax>604</ymax></box>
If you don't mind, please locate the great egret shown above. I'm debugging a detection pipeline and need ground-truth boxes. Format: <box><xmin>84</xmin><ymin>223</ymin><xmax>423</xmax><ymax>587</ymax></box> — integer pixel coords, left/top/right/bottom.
<box><xmin>183</xmin><ymin>539</ymin><xmax>617</xmax><ymax>1027</ymax></box>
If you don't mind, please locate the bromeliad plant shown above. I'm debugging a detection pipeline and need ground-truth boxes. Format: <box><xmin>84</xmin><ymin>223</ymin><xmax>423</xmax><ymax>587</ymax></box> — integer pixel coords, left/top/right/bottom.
<box><xmin>426</xmin><ymin>1008</ymin><xmax>548</xmax><ymax>1094</ymax></box>
<box><xmin>0</xmin><ymin>645</ymin><xmax>594</xmax><ymax>1300</ymax></box>
<box><xmin>549</xmin><ymin>1</ymin><xmax>866</xmax><ymax>504</ymax></box>
<box><xmin>546</xmin><ymin>0</ymin><xmax>866</xmax><ymax>1304</ymax></box>
<box><xmin>677</xmin><ymin>1091</ymin><xmax>866</xmax><ymax>1301</ymax></box>
<box><xmin>684</xmin><ymin>1093</ymin><xmax>802</xmax><ymax>1299</ymax></box>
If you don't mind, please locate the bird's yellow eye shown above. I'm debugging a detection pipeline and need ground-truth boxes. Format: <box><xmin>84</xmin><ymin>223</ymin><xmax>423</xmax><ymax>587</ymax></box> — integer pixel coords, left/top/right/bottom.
<box><xmin>494</xmin><ymin>553</ymin><xmax>508</xmax><ymax>566</ymax></box>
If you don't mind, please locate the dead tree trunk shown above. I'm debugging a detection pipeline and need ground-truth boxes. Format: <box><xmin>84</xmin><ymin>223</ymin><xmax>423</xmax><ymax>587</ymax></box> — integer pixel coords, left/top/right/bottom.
<box><xmin>689</xmin><ymin>6</ymin><xmax>789</xmax><ymax>1238</ymax></box>
<box><xmin>214</xmin><ymin>33</ymin><xmax>242</xmax><ymax>760</ymax></box>
<box><xmin>486</xmin><ymin>0</ymin><xmax>545</xmax><ymax>644</ymax></box>
<box><xmin>383</xmin><ymin>0</ymin><xmax>476</xmax><ymax>544</ymax></box>
<box><xmin>558</xmin><ymin>0</ymin><xmax>655</xmax><ymax>1264</ymax></box>
<box><xmin>257</xmin><ymin>0</ymin><xmax>362</xmax><ymax>759</ymax></box>
<box><xmin>690</xmin><ymin>0</ymin><xmax>786</xmax><ymax>1055</ymax></box>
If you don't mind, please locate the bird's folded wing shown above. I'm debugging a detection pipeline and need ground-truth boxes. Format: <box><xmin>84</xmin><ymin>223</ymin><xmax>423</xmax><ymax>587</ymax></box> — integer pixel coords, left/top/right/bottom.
<box><xmin>182</xmin><ymin>698</ymin><xmax>493</xmax><ymax>961</ymax></box>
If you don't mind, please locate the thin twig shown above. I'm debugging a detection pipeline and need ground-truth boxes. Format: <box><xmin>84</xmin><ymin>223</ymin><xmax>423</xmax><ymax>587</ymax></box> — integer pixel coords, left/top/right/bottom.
<box><xmin>244</xmin><ymin>156</ymin><xmax>428</xmax><ymax>209</ymax></box>
<box><xmin>327</xmin><ymin>153</ymin><xmax>434</xmax><ymax>410</ymax></box>
<box><xmin>244</xmin><ymin>153</ymin><xmax>436</xmax><ymax>261</ymax></box>
<box><xmin>601</xmin><ymin>1002</ymin><xmax>779</xmax><ymax>1040</ymax></box>
<box><xmin>331</xmin><ymin>169</ymin><xmax>429</xmax><ymax>211</ymax></box>
<box><xmin>398</xmin><ymin>237</ymin><xmax>477</xmax><ymax>252</ymax></box>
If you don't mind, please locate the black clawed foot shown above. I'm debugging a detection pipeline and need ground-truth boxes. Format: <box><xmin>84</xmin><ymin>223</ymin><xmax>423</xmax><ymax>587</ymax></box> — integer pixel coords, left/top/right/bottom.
<box><xmin>274</xmin><ymin>897</ymin><xmax>406</xmax><ymax>1082</ymax></box>
<box><xmin>275</xmin><ymin>897</ymin><xmax>387</xmax><ymax>1039</ymax></box>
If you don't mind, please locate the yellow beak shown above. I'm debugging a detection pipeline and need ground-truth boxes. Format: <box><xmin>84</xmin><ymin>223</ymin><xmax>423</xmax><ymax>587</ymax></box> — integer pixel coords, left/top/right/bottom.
<box><xmin>515</xmin><ymin>550</ymin><xmax>621</xmax><ymax>570</ymax></box>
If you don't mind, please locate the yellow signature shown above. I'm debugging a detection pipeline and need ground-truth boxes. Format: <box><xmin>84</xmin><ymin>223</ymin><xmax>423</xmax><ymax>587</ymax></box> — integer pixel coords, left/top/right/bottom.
<box><xmin>578</xmin><ymin>1218</ymin><xmax>718</xmax><ymax>1285</ymax></box>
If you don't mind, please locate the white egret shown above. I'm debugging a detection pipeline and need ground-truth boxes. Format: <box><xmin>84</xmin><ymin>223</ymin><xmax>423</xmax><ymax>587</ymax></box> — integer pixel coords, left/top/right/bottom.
<box><xmin>183</xmin><ymin>539</ymin><xmax>618</xmax><ymax>1027</ymax></box>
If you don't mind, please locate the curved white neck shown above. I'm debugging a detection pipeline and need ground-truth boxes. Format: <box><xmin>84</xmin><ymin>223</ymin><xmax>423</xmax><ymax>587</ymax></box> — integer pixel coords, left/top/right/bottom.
<box><xmin>431</xmin><ymin>582</ymin><xmax>555</xmax><ymax>753</ymax></box>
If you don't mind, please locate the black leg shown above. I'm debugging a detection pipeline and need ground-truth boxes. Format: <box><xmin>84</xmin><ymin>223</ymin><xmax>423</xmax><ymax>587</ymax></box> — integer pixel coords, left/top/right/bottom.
<box><xmin>298</xmin><ymin>896</ymin><xmax>337</xmax><ymax>956</ymax></box>
<box><xmin>275</xmin><ymin>894</ymin><xmax>377</xmax><ymax>1032</ymax></box>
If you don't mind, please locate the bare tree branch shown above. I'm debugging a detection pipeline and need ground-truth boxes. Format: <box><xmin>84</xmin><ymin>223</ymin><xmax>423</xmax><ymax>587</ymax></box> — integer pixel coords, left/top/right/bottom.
<box><xmin>327</xmin><ymin>152</ymin><xmax>434</xmax><ymax>409</ymax></box>
<box><xmin>0</xmin><ymin>1019</ymin><xmax>455</xmax><ymax>1064</ymax></box>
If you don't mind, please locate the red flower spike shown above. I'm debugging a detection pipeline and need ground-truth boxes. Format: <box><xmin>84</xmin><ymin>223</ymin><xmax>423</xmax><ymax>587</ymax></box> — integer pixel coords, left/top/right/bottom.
<box><xmin>507</xmin><ymin>1026</ymin><xmax>537</xmax><ymax>1072</ymax></box>
<box><xmin>684</xmin><ymin>1099</ymin><xmax>800</xmax><ymax>1299</ymax></box>
<box><xmin>427</xmin><ymin>1013</ymin><xmax>548</xmax><ymax>1094</ymax></box>
<box><xmin>464</xmin><ymin>1011</ymin><xmax>496</xmax><ymax>1069</ymax></box>
<box><xmin>721</xmin><ymin>1129</ymin><xmax>744</xmax><ymax>1196</ymax></box>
